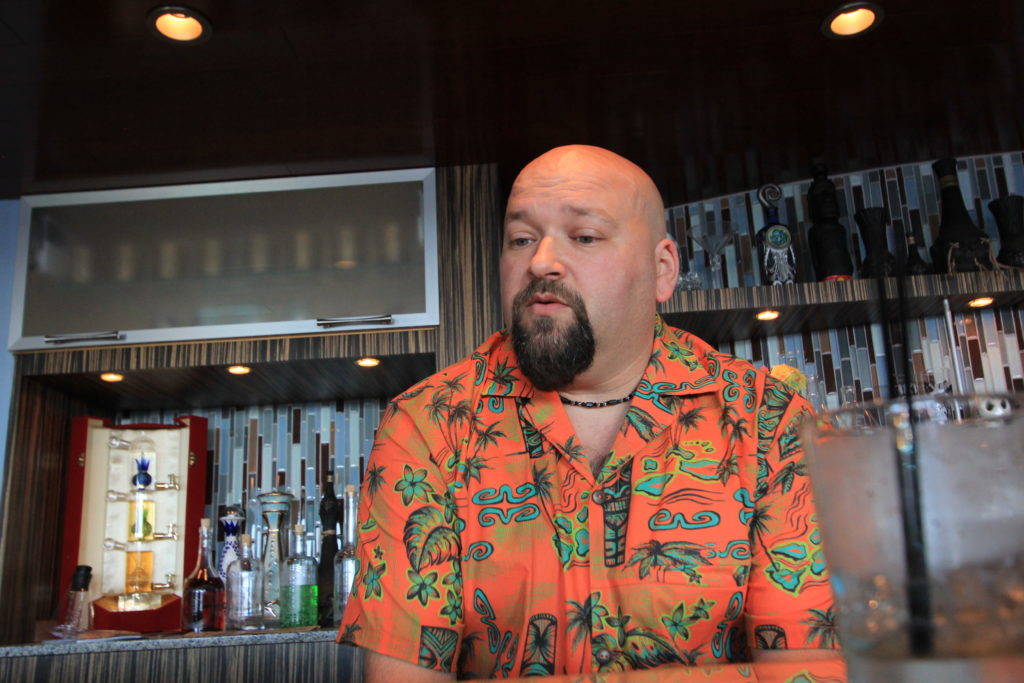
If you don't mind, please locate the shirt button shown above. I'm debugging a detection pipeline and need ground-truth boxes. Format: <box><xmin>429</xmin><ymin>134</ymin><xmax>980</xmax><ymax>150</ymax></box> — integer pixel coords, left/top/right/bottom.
<box><xmin>591</xmin><ymin>490</ymin><xmax>606</xmax><ymax>505</ymax></box>
<box><xmin>595</xmin><ymin>648</ymin><xmax>613</xmax><ymax>664</ymax></box>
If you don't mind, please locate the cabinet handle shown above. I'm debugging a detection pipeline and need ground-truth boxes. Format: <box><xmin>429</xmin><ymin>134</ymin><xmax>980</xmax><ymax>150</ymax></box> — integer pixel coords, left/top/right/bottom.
<box><xmin>316</xmin><ymin>314</ymin><xmax>393</xmax><ymax>328</ymax></box>
<box><xmin>43</xmin><ymin>331</ymin><xmax>122</xmax><ymax>344</ymax></box>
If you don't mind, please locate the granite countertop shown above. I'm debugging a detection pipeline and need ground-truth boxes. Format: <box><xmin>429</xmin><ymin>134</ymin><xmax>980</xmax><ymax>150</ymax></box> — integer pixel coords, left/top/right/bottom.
<box><xmin>0</xmin><ymin>627</ymin><xmax>341</xmax><ymax>658</ymax></box>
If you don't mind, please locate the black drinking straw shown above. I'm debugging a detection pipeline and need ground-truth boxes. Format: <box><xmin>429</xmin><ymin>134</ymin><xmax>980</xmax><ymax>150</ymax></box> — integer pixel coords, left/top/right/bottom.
<box><xmin>879</xmin><ymin>247</ymin><xmax>934</xmax><ymax>655</ymax></box>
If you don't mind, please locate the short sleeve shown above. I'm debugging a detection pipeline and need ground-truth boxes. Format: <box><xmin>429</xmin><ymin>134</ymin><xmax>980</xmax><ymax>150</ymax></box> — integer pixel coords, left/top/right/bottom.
<box><xmin>338</xmin><ymin>395</ymin><xmax>465</xmax><ymax>673</ymax></box>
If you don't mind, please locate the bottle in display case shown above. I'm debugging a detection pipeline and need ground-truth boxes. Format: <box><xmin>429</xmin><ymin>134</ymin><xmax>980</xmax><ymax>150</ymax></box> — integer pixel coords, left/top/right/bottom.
<box><xmin>181</xmin><ymin>518</ymin><xmax>225</xmax><ymax>632</ymax></box>
<box><xmin>280</xmin><ymin>524</ymin><xmax>318</xmax><ymax>627</ymax></box>
<box><xmin>226</xmin><ymin>534</ymin><xmax>264</xmax><ymax>631</ymax></box>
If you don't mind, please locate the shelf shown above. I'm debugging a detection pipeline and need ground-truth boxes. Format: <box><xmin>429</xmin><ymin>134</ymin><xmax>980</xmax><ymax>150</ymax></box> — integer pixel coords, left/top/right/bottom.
<box><xmin>660</xmin><ymin>270</ymin><xmax>1024</xmax><ymax>343</ymax></box>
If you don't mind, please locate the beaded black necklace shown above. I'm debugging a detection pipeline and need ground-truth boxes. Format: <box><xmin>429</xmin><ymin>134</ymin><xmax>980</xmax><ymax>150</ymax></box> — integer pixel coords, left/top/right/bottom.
<box><xmin>558</xmin><ymin>391</ymin><xmax>635</xmax><ymax>409</ymax></box>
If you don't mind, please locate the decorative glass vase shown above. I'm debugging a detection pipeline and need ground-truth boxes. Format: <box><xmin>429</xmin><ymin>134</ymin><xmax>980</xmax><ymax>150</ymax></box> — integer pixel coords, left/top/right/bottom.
<box><xmin>256</xmin><ymin>491</ymin><xmax>293</xmax><ymax>626</ymax></box>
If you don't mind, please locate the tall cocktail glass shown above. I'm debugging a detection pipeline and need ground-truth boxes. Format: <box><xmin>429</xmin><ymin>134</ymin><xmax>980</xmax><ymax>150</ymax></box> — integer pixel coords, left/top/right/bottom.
<box><xmin>801</xmin><ymin>394</ymin><xmax>1024</xmax><ymax>674</ymax></box>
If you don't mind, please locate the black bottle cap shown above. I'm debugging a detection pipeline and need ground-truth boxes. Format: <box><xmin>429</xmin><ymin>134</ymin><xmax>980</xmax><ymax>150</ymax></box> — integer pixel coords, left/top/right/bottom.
<box><xmin>71</xmin><ymin>565</ymin><xmax>92</xmax><ymax>591</ymax></box>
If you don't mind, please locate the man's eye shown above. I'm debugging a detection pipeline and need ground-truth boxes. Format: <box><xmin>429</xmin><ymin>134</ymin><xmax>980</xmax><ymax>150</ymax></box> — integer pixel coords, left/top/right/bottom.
<box><xmin>509</xmin><ymin>237</ymin><xmax>532</xmax><ymax>247</ymax></box>
<box><xmin>575</xmin><ymin>235</ymin><xmax>598</xmax><ymax>245</ymax></box>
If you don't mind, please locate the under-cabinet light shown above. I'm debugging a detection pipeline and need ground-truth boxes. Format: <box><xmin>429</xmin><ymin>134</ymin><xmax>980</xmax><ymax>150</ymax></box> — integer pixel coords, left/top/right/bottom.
<box><xmin>968</xmin><ymin>297</ymin><xmax>994</xmax><ymax>308</ymax></box>
<box><xmin>100</xmin><ymin>372</ymin><xmax>125</xmax><ymax>383</ymax></box>
<box><xmin>356</xmin><ymin>357</ymin><xmax>381</xmax><ymax>368</ymax></box>
<box><xmin>756</xmin><ymin>310</ymin><xmax>781</xmax><ymax>321</ymax></box>
<box><xmin>227</xmin><ymin>365</ymin><xmax>252</xmax><ymax>375</ymax></box>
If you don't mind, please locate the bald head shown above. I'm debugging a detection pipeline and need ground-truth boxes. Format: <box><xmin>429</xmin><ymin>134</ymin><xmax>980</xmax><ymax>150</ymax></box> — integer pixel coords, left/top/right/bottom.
<box><xmin>509</xmin><ymin>145</ymin><xmax>667</xmax><ymax>245</ymax></box>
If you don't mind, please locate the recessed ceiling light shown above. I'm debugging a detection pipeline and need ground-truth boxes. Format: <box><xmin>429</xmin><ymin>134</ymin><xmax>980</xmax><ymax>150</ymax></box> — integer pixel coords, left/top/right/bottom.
<box><xmin>968</xmin><ymin>297</ymin><xmax>994</xmax><ymax>308</ymax></box>
<box><xmin>100</xmin><ymin>372</ymin><xmax>125</xmax><ymax>383</ymax></box>
<box><xmin>756</xmin><ymin>309</ymin><xmax>781</xmax><ymax>321</ymax></box>
<box><xmin>148</xmin><ymin>6</ymin><xmax>211</xmax><ymax>43</ymax></box>
<box><xmin>227</xmin><ymin>365</ymin><xmax>252</xmax><ymax>375</ymax></box>
<box><xmin>822</xmin><ymin>2</ymin><xmax>884</xmax><ymax>38</ymax></box>
<box><xmin>356</xmin><ymin>357</ymin><xmax>381</xmax><ymax>368</ymax></box>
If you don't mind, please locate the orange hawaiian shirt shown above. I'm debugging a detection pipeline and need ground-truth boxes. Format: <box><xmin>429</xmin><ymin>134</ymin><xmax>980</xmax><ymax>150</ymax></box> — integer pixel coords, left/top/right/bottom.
<box><xmin>339</xmin><ymin>317</ymin><xmax>835</xmax><ymax>677</ymax></box>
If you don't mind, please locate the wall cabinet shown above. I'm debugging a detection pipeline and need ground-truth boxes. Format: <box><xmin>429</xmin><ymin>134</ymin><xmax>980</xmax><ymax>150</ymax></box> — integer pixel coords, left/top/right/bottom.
<box><xmin>9</xmin><ymin>169</ymin><xmax>438</xmax><ymax>350</ymax></box>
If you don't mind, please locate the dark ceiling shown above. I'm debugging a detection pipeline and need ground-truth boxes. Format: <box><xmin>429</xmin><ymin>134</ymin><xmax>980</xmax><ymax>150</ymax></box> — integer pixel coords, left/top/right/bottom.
<box><xmin>1</xmin><ymin>0</ymin><xmax>1022</xmax><ymax>206</ymax></box>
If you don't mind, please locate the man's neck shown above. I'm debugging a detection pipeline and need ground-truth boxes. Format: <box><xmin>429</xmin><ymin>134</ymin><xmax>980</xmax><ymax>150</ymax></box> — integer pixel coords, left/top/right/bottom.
<box><xmin>558</xmin><ymin>332</ymin><xmax>653</xmax><ymax>403</ymax></box>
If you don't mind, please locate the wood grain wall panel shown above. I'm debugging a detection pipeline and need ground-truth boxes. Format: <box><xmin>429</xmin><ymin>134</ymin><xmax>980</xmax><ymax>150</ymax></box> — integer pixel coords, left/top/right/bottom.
<box><xmin>0</xmin><ymin>640</ymin><xmax>362</xmax><ymax>683</ymax></box>
<box><xmin>17</xmin><ymin>328</ymin><xmax>436</xmax><ymax>376</ymax></box>
<box><xmin>436</xmin><ymin>164</ymin><xmax>504</xmax><ymax>368</ymax></box>
<box><xmin>0</xmin><ymin>371</ymin><xmax>104</xmax><ymax>645</ymax></box>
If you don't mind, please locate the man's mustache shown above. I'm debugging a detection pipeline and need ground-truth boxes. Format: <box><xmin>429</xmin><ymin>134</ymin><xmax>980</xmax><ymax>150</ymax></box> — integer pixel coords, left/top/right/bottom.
<box><xmin>513</xmin><ymin>280</ymin><xmax>584</xmax><ymax>313</ymax></box>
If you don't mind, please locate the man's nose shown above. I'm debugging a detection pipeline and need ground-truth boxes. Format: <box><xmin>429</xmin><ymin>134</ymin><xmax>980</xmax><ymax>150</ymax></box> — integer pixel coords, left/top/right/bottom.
<box><xmin>528</xmin><ymin>236</ymin><xmax>564</xmax><ymax>279</ymax></box>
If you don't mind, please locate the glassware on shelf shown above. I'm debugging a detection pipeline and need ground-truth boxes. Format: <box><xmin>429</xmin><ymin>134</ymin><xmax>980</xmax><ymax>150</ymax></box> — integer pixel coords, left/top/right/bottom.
<box><xmin>256</xmin><ymin>491</ymin><xmax>293</xmax><ymax>626</ymax></box>
<box><xmin>691</xmin><ymin>219</ymin><xmax>736</xmax><ymax>289</ymax></box>
<box><xmin>226</xmin><ymin>534</ymin><xmax>264</xmax><ymax>631</ymax></box>
<box><xmin>334</xmin><ymin>484</ymin><xmax>359</xmax><ymax>623</ymax></box>
<box><xmin>280</xmin><ymin>524</ymin><xmax>318</xmax><ymax>627</ymax></box>
<box><xmin>181</xmin><ymin>518</ymin><xmax>225</xmax><ymax>632</ymax></box>
<box><xmin>51</xmin><ymin>565</ymin><xmax>92</xmax><ymax>639</ymax></box>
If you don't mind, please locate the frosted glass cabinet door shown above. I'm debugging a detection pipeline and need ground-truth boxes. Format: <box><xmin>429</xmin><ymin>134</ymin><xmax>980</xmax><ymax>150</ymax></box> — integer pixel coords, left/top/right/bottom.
<box><xmin>9</xmin><ymin>169</ymin><xmax>438</xmax><ymax>349</ymax></box>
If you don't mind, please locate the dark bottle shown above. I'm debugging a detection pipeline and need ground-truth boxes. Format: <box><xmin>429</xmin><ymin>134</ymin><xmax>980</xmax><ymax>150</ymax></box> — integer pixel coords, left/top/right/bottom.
<box><xmin>317</xmin><ymin>474</ymin><xmax>340</xmax><ymax>627</ymax></box>
<box><xmin>854</xmin><ymin>207</ymin><xmax>895</xmax><ymax>278</ymax></box>
<box><xmin>182</xmin><ymin>518</ymin><xmax>225</xmax><ymax>632</ymax></box>
<box><xmin>806</xmin><ymin>164</ymin><xmax>854</xmax><ymax>281</ymax></box>
<box><xmin>903</xmin><ymin>232</ymin><xmax>932</xmax><ymax>275</ymax></box>
<box><xmin>756</xmin><ymin>184</ymin><xmax>797</xmax><ymax>285</ymax></box>
<box><xmin>931</xmin><ymin>158</ymin><xmax>994</xmax><ymax>273</ymax></box>
<box><xmin>988</xmin><ymin>194</ymin><xmax>1024</xmax><ymax>268</ymax></box>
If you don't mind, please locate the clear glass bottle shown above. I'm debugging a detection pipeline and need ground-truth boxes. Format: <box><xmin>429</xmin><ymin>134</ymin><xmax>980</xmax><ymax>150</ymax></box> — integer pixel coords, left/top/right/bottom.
<box><xmin>181</xmin><ymin>518</ymin><xmax>225</xmax><ymax>632</ymax></box>
<box><xmin>226</xmin><ymin>533</ymin><xmax>264</xmax><ymax>631</ymax></box>
<box><xmin>280</xmin><ymin>524</ymin><xmax>318</xmax><ymax>627</ymax></box>
<box><xmin>51</xmin><ymin>565</ymin><xmax>92</xmax><ymax>639</ymax></box>
<box><xmin>126</xmin><ymin>457</ymin><xmax>155</xmax><ymax>595</ymax></box>
<box><xmin>334</xmin><ymin>484</ymin><xmax>359</xmax><ymax>623</ymax></box>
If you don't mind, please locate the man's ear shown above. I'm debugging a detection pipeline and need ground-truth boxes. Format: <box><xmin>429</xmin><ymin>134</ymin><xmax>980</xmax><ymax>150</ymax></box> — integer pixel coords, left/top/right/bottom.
<box><xmin>654</xmin><ymin>237</ymin><xmax>680</xmax><ymax>303</ymax></box>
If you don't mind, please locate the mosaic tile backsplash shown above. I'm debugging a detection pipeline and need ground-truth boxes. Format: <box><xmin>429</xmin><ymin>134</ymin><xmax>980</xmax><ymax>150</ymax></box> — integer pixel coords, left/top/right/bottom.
<box><xmin>668</xmin><ymin>149</ymin><xmax>1024</xmax><ymax>412</ymax></box>
<box><xmin>119</xmin><ymin>151</ymin><xmax>1024</xmax><ymax>553</ymax></box>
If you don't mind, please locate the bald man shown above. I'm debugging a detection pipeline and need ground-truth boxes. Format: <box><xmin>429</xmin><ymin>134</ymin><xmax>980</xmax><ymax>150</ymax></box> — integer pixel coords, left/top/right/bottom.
<box><xmin>339</xmin><ymin>146</ymin><xmax>836</xmax><ymax>680</ymax></box>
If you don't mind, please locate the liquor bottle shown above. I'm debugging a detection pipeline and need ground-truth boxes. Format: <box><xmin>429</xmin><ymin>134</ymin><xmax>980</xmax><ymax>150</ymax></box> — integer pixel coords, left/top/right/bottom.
<box><xmin>126</xmin><ymin>457</ymin><xmax>155</xmax><ymax>594</ymax></box>
<box><xmin>806</xmin><ymin>165</ymin><xmax>854</xmax><ymax>281</ymax></box>
<box><xmin>931</xmin><ymin>158</ymin><xmax>994</xmax><ymax>273</ymax></box>
<box><xmin>226</xmin><ymin>534</ymin><xmax>264</xmax><ymax>631</ymax></box>
<box><xmin>317</xmin><ymin>474</ymin><xmax>340</xmax><ymax>627</ymax></box>
<box><xmin>755</xmin><ymin>184</ymin><xmax>797</xmax><ymax>285</ymax></box>
<box><xmin>51</xmin><ymin>565</ymin><xmax>92</xmax><ymax>639</ymax></box>
<box><xmin>903</xmin><ymin>232</ymin><xmax>931</xmax><ymax>275</ymax></box>
<box><xmin>334</xmin><ymin>485</ymin><xmax>359</xmax><ymax>622</ymax></box>
<box><xmin>280</xmin><ymin>524</ymin><xmax>318</xmax><ymax>627</ymax></box>
<box><xmin>182</xmin><ymin>518</ymin><xmax>225</xmax><ymax>632</ymax></box>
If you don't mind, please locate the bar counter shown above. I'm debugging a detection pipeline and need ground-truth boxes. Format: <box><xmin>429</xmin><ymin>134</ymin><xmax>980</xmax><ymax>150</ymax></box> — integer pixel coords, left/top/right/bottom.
<box><xmin>0</xmin><ymin>629</ymin><xmax>361</xmax><ymax>682</ymax></box>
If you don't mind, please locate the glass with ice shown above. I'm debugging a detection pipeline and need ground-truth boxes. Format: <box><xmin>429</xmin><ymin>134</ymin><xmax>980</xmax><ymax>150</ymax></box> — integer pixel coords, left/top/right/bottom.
<box><xmin>801</xmin><ymin>394</ymin><xmax>1024</xmax><ymax>667</ymax></box>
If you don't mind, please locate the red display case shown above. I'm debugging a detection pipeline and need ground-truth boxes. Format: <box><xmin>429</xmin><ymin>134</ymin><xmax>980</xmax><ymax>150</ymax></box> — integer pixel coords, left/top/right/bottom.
<box><xmin>58</xmin><ymin>416</ymin><xmax>208</xmax><ymax>633</ymax></box>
